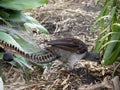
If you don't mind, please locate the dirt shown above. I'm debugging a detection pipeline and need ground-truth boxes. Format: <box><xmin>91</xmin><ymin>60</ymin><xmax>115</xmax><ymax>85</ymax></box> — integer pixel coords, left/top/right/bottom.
<box><xmin>30</xmin><ymin>0</ymin><xmax>103</xmax><ymax>50</ymax></box>
<box><xmin>3</xmin><ymin>0</ymin><xmax>120</xmax><ymax>90</ymax></box>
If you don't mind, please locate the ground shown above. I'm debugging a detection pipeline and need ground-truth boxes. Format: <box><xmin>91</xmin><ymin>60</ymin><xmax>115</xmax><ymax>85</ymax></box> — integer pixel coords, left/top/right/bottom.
<box><xmin>3</xmin><ymin>0</ymin><xmax>120</xmax><ymax>90</ymax></box>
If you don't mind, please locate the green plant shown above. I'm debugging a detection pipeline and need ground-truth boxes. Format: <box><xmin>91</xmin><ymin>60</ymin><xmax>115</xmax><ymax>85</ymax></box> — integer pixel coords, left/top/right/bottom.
<box><xmin>0</xmin><ymin>0</ymin><xmax>49</xmax><ymax>80</ymax></box>
<box><xmin>93</xmin><ymin>0</ymin><xmax>120</xmax><ymax>65</ymax></box>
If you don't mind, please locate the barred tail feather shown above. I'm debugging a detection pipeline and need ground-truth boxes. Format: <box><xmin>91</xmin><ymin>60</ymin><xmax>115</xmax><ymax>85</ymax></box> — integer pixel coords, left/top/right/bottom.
<box><xmin>0</xmin><ymin>40</ymin><xmax>59</xmax><ymax>63</ymax></box>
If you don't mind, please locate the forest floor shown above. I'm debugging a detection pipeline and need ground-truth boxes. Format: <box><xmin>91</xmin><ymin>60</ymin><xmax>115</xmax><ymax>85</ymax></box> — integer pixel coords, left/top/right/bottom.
<box><xmin>4</xmin><ymin>0</ymin><xmax>120</xmax><ymax>90</ymax></box>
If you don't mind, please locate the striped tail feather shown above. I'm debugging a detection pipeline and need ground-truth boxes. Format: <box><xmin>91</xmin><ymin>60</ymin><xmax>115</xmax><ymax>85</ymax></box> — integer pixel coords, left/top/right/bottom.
<box><xmin>0</xmin><ymin>40</ymin><xmax>59</xmax><ymax>63</ymax></box>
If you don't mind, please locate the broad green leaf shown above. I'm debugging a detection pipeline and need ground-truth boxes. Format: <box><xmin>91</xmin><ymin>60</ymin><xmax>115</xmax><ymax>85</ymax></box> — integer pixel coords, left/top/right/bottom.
<box><xmin>0</xmin><ymin>11</ymin><xmax>49</xmax><ymax>34</ymax></box>
<box><xmin>102</xmin><ymin>31</ymin><xmax>119</xmax><ymax>60</ymax></box>
<box><xmin>0</xmin><ymin>26</ymin><xmax>41</xmax><ymax>53</ymax></box>
<box><xmin>14</xmin><ymin>55</ymin><xmax>33</xmax><ymax>70</ymax></box>
<box><xmin>24</xmin><ymin>14</ymin><xmax>40</xmax><ymax>24</ymax></box>
<box><xmin>0</xmin><ymin>31</ymin><xmax>24</xmax><ymax>51</ymax></box>
<box><xmin>0</xmin><ymin>0</ymin><xmax>48</xmax><ymax>10</ymax></box>
<box><xmin>112</xmin><ymin>23</ymin><xmax>120</xmax><ymax>32</ymax></box>
<box><xmin>0</xmin><ymin>17</ymin><xmax>12</xmax><ymax>26</ymax></box>
<box><xmin>4</xmin><ymin>11</ymin><xmax>28</xmax><ymax>23</ymax></box>
<box><xmin>13</xmin><ymin>35</ymin><xmax>40</xmax><ymax>53</ymax></box>
<box><xmin>0</xmin><ymin>9</ymin><xmax>10</xmax><ymax>18</ymax></box>
<box><xmin>24</xmin><ymin>15</ymin><xmax>49</xmax><ymax>34</ymax></box>
<box><xmin>0</xmin><ymin>30</ymin><xmax>39</xmax><ymax>55</ymax></box>
<box><xmin>102</xmin><ymin>42</ymin><xmax>120</xmax><ymax>65</ymax></box>
<box><xmin>24</xmin><ymin>23</ymin><xmax>49</xmax><ymax>34</ymax></box>
<box><xmin>0</xmin><ymin>25</ymin><xmax>37</xmax><ymax>47</ymax></box>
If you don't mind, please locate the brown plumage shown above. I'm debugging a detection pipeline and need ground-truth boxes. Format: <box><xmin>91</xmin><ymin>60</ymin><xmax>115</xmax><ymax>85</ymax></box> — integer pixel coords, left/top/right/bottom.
<box><xmin>47</xmin><ymin>38</ymin><xmax>88</xmax><ymax>54</ymax></box>
<box><xmin>46</xmin><ymin>38</ymin><xmax>100</xmax><ymax>68</ymax></box>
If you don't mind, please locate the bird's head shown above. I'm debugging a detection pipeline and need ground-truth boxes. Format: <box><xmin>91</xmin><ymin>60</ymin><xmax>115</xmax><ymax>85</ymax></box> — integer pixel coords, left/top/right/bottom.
<box><xmin>82</xmin><ymin>52</ymin><xmax>101</xmax><ymax>64</ymax></box>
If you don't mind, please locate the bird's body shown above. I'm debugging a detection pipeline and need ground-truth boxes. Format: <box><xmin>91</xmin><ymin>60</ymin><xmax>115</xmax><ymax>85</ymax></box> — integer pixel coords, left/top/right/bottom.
<box><xmin>0</xmin><ymin>37</ymin><xmax>100</xmax><ymax>67</ymax></box>
<box><xmin>46</xmin><ymin>38</ymin><xmax>100</xmax><ymax>68</ymax></box>
<box><xmin>47</xmin><ymin>47</ymin><xmax>86</xmax><ymax>68</ymax></box>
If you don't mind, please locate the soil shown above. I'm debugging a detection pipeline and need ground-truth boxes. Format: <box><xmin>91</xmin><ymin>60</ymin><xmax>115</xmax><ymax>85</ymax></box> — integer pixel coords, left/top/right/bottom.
<box><xmin>3</xmin><ymin>0</ymin><xmax>120</xmax><ymax>90</ymax></box>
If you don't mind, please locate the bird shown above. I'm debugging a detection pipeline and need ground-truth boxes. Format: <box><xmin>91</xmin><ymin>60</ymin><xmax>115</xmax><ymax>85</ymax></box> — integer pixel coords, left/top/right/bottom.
<box><xmin>46</xmin><ymin>38</ymin><xmax>101</xmax><ymax>69</ymax></box>
<box><xmin>0</xmin><ymin>38</ymin><xmax>100</xmax><ymax>68</ymax></box>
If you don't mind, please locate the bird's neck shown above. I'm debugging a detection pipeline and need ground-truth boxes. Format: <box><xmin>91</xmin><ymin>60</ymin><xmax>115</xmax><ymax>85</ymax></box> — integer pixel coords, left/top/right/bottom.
<box><xmin>82</xmin><ymin>52</ymin><xmax>90</xmax><ymax>59</ymax></box>
<box><xmin>68</xmin><ymin>52</ymin><xmax>86</xmax><ymax>69</ymax></box>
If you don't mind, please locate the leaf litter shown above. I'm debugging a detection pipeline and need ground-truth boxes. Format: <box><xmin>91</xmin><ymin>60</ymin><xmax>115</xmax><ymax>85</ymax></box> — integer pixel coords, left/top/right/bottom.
<box><xmin>3</xmin><ymin>0</ymin><xmax>120</xmax><ymax>90</ymax></box>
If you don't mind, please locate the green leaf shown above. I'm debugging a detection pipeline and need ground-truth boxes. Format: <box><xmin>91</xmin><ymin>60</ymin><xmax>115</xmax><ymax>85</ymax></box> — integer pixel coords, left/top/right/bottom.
<box><xmin>0</xmin><ymin>9</ymin><xmax>10</xmax><ymax>18</ymax></box>
<box><xmin>100</xmin><ymin>40</ymin><xmax>120</xmax><ymax>50</ymax></box>
<box><xmin>24</xmin><ymin>23</ymin><xmax>49</xmax><ymax>34</ymax></box>
<box><xmin>102</xmin><ymin>42</ymin><xmax>120</xmax><ymax>65</ymax></box>
<box><xmin>0</xmin><ymin>11</ymin><xmax>49</xmax><ymax>34</ymax></box>
<box><xmin>24</xmin><ymin>14</ymin><xmax>40</xmax><ymax>24</ymax></box>
<box><xmin>24</xmin><ymin>15</ymin><xmax>49</xmax><ymax>34</ymax></box>
<box><xmin>14</xmin><ymin>55</ymin><xmax>33</xmax><ymax>70</ymax></box>
<box><xmin>103</xmin><ymin>32</ymin><xmax>119</xmax><ymax>60</ymax></box>
<box><xmin>0</xmin><ymin>0</ymin><xmax>48</xmax><ymax>10</ymax></box>
<box><xmin>93</xmin><ymin>0</ymin><xmax>112</xmax><ymax>30</ymax></box>
<box><xmin>93</xmin><ymin>15</ymin><xmax>110</xmax><ymax>27</ymax></box>
<box><xmin>93</xmin><ymin>0</ymin><xmax>120</xmax><ymax>66</ymax></box>
<box><xmin>6</xmin><ymin>11</ymin><xmax>28</xmax><ymax>23</ymax></box>
<box><xmin>0</xmin><ymin>26</ymin><xmax>41</xmax><ymax>53</ymax></box>
<box><xmin>1</xmin><ymin>10</ymin><xmax>28</xmax><ymax>25</ymax></box>
<box><xmin>102</xmin><ymin>23</ymin><xmax>120</xmax><ymax>65</ymax></box>
<box><xmin>0</xmin><ymin>31</ymin><xmax>24</xmax><ymax>51</ymax></box>
<box><xmin>97</xmin><ymin>0</ymin><xmax>111</xmax><ymax>19</ymax></box>
<box><xmin>0</xmin><ymin>10</ymin><xmax>28</xmax><ymax>24</ymax></box>
<box><xmin>99</xmin><ymin>32</ymin><xmax>119</xmax><ymax>42</ymax></box>
<box><xmin>0</xmin><ymin>31</ymin><xmax>40</xmax><ymax>54</ymax></box>
<box><xmin>93</xmin><ymin>27</ymin><xmax>109</xmax><ymax>52</ymax></box>
<box><xmin>0</xmin><ymin>17</ymin><xmax>12</xmax><ymax>26</ymax></box>
<box><xmin>112</xmin><ymin>23</ymin><xmax>120</xmax><ymax>32</ymax></box>
<box><xmin>13</xmin><ymin>35</ymin><xmax>40</xmax><ymax>53</ymax></box>
<box><xmin>110</xmin><ymin>6</ymin><xmax>117</xmax><ymax>23</ymax></box>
